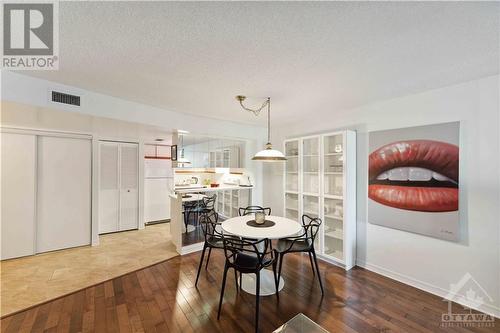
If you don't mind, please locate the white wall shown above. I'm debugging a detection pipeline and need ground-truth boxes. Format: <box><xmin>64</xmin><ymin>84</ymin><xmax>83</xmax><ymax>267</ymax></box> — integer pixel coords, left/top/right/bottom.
<box><xmin>264</xmin><ymin>75</ymin><xmax>500</xmax><ymax>316</ymax></box>
<box><xmin>1</xmin><ymin>71</ymin><xmax>267</xmax><ymax>206</ymax></box>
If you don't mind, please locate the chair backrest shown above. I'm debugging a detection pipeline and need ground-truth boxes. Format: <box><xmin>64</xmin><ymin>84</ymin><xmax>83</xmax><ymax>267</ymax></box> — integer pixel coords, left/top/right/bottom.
<box><xmin>221</xmin><ymin>235</ymin><xmax>272</xmax><ymax>271</ymax></box>
<box><xmin>301</xmin><ymin>214</ymin><xmax>322</xmax><ymax>242</ymax></box>
<box><xmin>202</xmin><ymin>194</ymin><xmax>216</xmax><ymax>210</ymax></box>
<box><xmin>199</xmin><ymin>210</ymin><xmax>220</xmax><ymax>240</ymax></box>
<box><xmin>238</xmin><ymin>205</ymin><xmax>271</xmax><ymax>216</ymax></box>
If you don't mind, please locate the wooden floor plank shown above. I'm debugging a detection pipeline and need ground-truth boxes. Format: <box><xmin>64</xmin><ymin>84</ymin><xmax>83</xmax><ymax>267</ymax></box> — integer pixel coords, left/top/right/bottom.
<box><xmin>1</xmin><ymin>250</ymin><xmax>498</xmax><ymax>333</ymax></box>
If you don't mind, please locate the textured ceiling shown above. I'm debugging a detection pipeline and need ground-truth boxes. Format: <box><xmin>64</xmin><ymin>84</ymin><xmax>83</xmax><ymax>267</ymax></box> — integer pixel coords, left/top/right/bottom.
<box><xmin>20</xmin><ymin>1</ymin><xmax>499</xmax><ymax>127</ymax></box>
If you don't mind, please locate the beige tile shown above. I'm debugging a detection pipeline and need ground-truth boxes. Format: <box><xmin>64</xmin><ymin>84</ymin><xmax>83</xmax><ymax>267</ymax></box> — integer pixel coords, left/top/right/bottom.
<box><xmin>0</xmin><ymin>223</ymin><xmax>178</xmax><ymax>316</ymax></box>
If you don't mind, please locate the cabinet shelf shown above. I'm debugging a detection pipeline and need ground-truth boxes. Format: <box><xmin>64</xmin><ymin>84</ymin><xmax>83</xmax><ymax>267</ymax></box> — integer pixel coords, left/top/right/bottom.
<box><xmin>324</xmin><ymin>230</ymin><xmax>343</xmax><ymax>240</ymax></box>
<box><xmin>324</xmin><ymin>214</ymin><xmax>343</xmax><ymax>221</ymax></box>
<box><xmin>324</xmin><ymin>194</ymin><xmax>343</xmax><ymax>200</ymax></box>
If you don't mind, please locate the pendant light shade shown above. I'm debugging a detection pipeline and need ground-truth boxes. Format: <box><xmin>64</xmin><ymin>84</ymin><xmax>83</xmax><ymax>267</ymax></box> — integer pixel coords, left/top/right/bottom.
<box><xmin>252</xmin><ymin>143</ymin><xmax>286</xmax><ymax>161</ymax></box>
<box><xmin>237</xmin><ymin>96</ymin><xmax>286</xmax><ymax>162</ymax></box>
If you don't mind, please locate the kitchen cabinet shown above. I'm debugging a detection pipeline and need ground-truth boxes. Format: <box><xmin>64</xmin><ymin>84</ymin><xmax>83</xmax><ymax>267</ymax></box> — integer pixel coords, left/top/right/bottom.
<box><xmin>215</xmin><ymin>188</ymin><xmax>251</xmax><ymax>219</ymax></box>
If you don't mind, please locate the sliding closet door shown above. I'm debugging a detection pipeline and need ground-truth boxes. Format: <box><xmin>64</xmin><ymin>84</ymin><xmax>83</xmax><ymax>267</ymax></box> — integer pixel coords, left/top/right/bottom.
<box><xmin>1</xmin><ymin>132</ymin><xmax>36</xmax><ymax>259</ymax></box>
<box><xmin>99</xmin><ymin>142</ymin><xmax>120</xmax><ymax>233</ymax></box>
<box><xmin>119</xmin><ymin>143</ymin><xmax>139</xmax><ymax>230</ymax></box>
<box><xmin>36</xmin><ymin>136</ymin><xmax>92</xmax><ymax>253</ymax></box>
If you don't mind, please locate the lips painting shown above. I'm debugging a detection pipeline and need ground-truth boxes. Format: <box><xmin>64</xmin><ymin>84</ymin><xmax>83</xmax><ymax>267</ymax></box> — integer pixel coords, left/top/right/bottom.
<box><xmin>369</xmin><ymin>140</ymin><xmax>459</xmax><ymax>212</ymax></box>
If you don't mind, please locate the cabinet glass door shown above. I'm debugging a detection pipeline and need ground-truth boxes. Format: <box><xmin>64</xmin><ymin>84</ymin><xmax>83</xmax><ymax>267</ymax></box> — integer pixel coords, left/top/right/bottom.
<box><xmin>231</xmin><ymin>190</ymin><xmax>239</xmax><ymax>217</ymax></box>
<box><xmin>285</xmin><ymin>192</ymin><xmax>299</xmax><ymax>221</ymax></box>
<box><xmin>323</xmin><ymin>196</ymin><xmax>344</xmax><ymax>261</ymax></box>
<box><xmin>285</xmin><ymin>140</ymin><xmax>299</xmax><ymax>193</ymax></box>
<box><xmin>323</xmin><ymin>133</ymin><xmax>345</xmax><ymax>261</ymax></box>
<box><xmin>303</xmin><ymin>194</ymin><xmax>320</xmax><ymax>249</ymax></box>
<box><xmin>223</xmin><ymin>190</ymin><xmax>231</xmax><ymax>216</ymax></box>
<box><xmin>302</xmin><ymin>137</ymin><xmax>319</xmax><ymax>195</ymax></box>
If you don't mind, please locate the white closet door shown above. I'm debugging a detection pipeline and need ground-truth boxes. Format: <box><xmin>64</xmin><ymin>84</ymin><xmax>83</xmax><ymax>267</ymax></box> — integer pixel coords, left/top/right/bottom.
<box><xmin>99</xmin><ymin>142</ymin><xmax>120</xmax><ymax>233</ymax></box>
<box><xmin>36</xmin><ymin>136</ymin><xmax>91</xmax><ymax>253</ymax></box>
<box><xmin>119</xmin><ymin>143</ymin><xmax>139</xmax><ymax>230</ymax></box>
<box><xmin>1</xmin><ymin>132</ymin><xmax>36</xmax><ymax>259</ymax></box>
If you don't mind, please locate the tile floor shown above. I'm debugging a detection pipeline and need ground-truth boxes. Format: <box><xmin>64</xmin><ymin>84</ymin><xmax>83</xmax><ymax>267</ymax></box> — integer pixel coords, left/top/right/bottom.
<box><xmin>0</xmin><ymin>223</ymin><xmax>178</xmax><ymax>317</ymax></box>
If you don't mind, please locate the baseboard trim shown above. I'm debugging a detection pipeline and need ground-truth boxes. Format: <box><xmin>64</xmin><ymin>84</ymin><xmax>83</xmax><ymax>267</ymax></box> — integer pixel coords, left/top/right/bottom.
<box><xmin>357</xmin><ymin>260</ymin><xmax>500</xmax><ymax>319</ymax></box>
<box><xmin>180</xmin><ymin>242</ymin><xmax>204</xmax><ymax>255</ymax></box>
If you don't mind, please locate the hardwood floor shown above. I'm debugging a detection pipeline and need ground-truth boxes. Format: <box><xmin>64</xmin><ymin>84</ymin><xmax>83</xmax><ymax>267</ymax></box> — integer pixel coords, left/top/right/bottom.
<box><xmin>0</xmin><ymin>224</ymin><xmax>177</xmax><ymax>317</ymax></box>
<box><xmin>1</xmin><ymin>250</ymin><xmax>497</xmax><ymax>332</ymax></box>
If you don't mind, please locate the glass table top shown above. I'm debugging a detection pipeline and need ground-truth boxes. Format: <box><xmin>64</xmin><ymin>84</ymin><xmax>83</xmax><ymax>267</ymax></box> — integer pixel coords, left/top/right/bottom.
<box><xmin>273</xmin><ymin>313</ymin><xmax>329</xmax><ymax>333</ymax></box>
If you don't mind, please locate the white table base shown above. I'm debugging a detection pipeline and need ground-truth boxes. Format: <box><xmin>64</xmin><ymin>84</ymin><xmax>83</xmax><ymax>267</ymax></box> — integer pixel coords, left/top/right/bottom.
<box><xmin>240</xmin><ymin>269</ymin><xmax>284</xmax><ymax>296</ymax></box>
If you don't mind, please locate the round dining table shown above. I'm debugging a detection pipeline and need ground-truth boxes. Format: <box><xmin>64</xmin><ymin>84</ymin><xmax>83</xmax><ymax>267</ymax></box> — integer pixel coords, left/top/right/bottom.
<box><xmin>221</xmin><ymin>215</ymin><xmax>303</xmax><ymax>296</ymax></box>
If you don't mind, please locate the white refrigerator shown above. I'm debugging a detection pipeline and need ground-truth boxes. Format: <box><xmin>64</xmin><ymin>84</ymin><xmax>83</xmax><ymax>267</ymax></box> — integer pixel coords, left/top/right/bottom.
<box><xmin>144</xmin><ymin>159</ymin><xmax>173</xmax><ymax>223</ymax></box>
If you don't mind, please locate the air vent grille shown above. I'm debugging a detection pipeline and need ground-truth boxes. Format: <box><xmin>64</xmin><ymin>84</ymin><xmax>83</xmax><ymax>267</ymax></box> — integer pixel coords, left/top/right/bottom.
<box><xmin>51</xmin><ymin>91</ymin><xmax>80</xmax><ymax>106</ymax></box>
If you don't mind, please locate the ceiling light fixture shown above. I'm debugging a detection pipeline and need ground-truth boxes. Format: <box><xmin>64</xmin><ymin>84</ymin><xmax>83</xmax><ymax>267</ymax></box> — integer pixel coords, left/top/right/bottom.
<box><xmin>236</xmin><ymin>95</ymin><xmax>286</xmax><ymax>162</ymax></box>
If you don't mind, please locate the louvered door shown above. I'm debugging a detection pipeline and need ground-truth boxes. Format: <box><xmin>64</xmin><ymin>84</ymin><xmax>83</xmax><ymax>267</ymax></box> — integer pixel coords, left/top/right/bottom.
<box><xmin>119</xmin><ymin>143</ymin><xmax>139</xmax><ymax>231</ymax></box>
<box><xmin>99</xmin><ymin>142</ymin><xmax>120</xmax><ymax>233</ymax></box>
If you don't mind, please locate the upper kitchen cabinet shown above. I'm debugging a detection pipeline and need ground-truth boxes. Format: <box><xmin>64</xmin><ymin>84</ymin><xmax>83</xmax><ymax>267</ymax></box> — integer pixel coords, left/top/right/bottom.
<box><xmin>182</xmin><ymin>135</ymin><xmax>245</xmax><ymax>168</ymax></box>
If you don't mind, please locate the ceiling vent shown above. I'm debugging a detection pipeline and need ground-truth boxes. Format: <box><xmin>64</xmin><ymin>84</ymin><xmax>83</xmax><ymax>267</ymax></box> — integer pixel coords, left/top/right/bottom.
<box><xmin>51</xmin><ymin>91</ymin><xmax>81</xmax><ymax>106</ymax></box>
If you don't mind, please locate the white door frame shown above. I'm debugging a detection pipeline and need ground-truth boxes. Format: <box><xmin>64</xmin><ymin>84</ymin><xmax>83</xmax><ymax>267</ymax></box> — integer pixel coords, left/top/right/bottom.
<box><xmin>96</xmin><ymin>139</ymin><xmax>143</xmax><ymax>240</ymax></box>
<box><xmin>0</xmin><ymin>126</ymin><xmax>94</xmax><ymax>252</ymax></box>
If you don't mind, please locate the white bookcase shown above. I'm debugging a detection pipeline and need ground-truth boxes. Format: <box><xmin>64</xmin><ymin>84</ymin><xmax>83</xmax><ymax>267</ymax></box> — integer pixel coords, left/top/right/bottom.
<box><xmin>283</xmin><ymin>130</ymin><xmax>356</xmax><ymax>270</ymax></box>
<box><xmin>215</xmin><ymin>189</ymin><xmax>251</xmax><ymax>219</ymax></box>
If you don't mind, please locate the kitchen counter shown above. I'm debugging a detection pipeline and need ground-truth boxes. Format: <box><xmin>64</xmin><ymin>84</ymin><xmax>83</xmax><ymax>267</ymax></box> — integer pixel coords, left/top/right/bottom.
<box><xmin>174</xmin><ymin>185</ymin><xmax>253</xmax><ymax>194</ymax></box>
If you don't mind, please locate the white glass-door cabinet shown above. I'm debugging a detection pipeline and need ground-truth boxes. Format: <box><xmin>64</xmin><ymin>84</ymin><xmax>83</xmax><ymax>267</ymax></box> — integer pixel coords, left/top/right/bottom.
<box><xmin>215</xmin><ymin>188</ymin><xmax>252</xmax><ymax>219</ymax></box>
<box><xmin>283</xmin><ymin>130</ymin><xmax>356</xmax><ymax>270</ymax></box>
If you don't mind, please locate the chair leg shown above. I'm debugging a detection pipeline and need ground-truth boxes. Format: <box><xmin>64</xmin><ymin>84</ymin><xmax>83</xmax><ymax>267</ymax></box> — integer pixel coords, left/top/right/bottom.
<box><xmin>183</xmin><ymin>212</ymin><xmax>188</xmax><ymax>231</ymax></box>
<box><xmin>272</xmin><ymin>259</ymin><xmax>280</xmax><ymax>300</ymax></box>
<box><xmin>205</xmin><ymin>247</ymin><xmax>212</xmax><ymax>270</ymax></box>
<box><xmin>239</xmin><ymin>272</ymin><xmax>242</xmax><ymax>290</ymax></box>
<box><xmin>312</xmin><ymin>249</ymin><xmax>324</xmax><ymax>295</ymax></box>
<box><xmin>217</xmin><ymin>263</ymin><xmax>229</xmax><ymax>320</ymax></box>
<box><xmin>234</xmin><ymin>269</ymin><xmax>239</xmax><ymax>291</ymax></box>
<box><xmin>195</xmin><ymin>244</ymin><xmax>207</xmax><ymax>287</ymax></box>
<box><xmin>277</xmin><ymin>253</ymin><xmax>284</xmax><ymax>283</ymax></box>
<box><xmin>255</xmin><ymin>271</ymin><xmax>260</xmax><ymax>333</ymax></box>
<box><xmin>308</xmin><ymin>251</ymin><xmax>315</xmax><ymax>276</ymax></box>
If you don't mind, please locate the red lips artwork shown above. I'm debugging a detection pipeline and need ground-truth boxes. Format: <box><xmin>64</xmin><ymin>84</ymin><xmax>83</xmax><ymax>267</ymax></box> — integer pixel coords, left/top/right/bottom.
<box><xmin>368</xmin><ymin>140</ymin><xmax>459</xmax><ymax>212</ymax></box>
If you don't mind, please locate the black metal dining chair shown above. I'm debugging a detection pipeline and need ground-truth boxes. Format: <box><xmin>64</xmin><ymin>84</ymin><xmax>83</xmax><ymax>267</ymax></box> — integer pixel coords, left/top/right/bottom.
<box><xmin>185</xmin><ymin>193</ymin><xmax>217</xmax><ymax>229</ymax></box>
<box><xmin>276</xmin><ymin>214</ymin><xmax>324</xmax><ymax>295</ymax></box>
<box><xmin>238</xmin><ymin>205</ymin><xmax>271</xmax><ymax>216</ymax></box>
<box><xmin>217</xmin><ymin>235</ymin><xmax>279</xmax><ymax>333</ymax></box>
<box><xmin>195</xmin><ymin>210</ymin><xmax>222</xmax><ymax>287</ymax></box>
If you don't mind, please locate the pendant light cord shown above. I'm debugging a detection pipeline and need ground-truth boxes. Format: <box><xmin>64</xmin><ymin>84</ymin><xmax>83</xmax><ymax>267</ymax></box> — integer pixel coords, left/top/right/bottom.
<box><xmin>267</xmin><ymin>97</ymin><xmax>271</xmax><ymax>144</ymax></box>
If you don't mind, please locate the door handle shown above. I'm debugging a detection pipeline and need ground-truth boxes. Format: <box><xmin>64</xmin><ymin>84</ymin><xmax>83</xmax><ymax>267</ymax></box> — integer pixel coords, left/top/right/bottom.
<box><xmin>127</xmin><ymin>189</ymin><xmax>130</xmax><ymax>193</ymax></box>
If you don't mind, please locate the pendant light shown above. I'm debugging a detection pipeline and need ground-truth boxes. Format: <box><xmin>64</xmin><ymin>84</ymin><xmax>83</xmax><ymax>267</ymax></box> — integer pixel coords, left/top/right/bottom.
<box><xmin>236</xmin><ymin>96</ymin><xmax>286</xmax><ymax>161</ymax></box>
<box><xmin>177</xmin><ymin>133</ymin><xmax>191</xmax><ymax>165</ymax></box>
